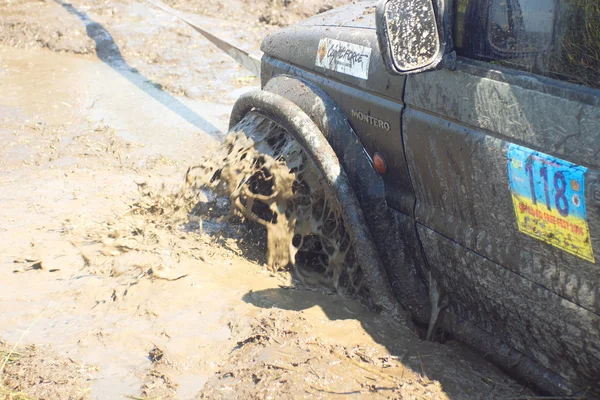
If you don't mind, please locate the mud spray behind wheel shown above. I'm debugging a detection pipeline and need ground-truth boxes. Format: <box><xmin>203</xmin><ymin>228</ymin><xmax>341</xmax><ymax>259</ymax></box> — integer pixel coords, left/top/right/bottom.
<box><xmin>184</xmin><ymin>91</ymin><xmax>400</xmax><ymax>314</ymax></box>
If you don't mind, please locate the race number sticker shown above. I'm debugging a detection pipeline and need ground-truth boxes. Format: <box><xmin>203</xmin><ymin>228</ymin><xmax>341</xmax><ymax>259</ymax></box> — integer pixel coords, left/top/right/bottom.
<box><xmin>507</xmin><ymin>144</ymin><xmax>594</xmax><ymax>263</ymax></box>
<box><xmin>315</xmin><ymin>38</ymin><xmax>371</xmax><ymax>80</ymax></box>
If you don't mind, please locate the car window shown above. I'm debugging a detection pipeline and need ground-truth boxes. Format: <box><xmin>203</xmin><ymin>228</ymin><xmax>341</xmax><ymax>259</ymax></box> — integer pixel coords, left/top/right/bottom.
<box><xmin>454</xmin><ymin>0</ymin><xmax>600</xmax><ymax>90</ymax></box>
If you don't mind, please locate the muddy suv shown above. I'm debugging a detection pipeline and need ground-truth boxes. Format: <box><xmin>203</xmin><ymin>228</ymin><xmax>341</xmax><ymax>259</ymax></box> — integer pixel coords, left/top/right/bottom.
<box><xmin>195</xmin><ymin>0</ymin><xmax>600</xmax><ymax>396</ymax></box>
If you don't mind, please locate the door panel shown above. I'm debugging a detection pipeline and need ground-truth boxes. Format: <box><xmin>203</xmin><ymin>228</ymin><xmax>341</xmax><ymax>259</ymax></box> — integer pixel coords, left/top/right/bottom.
<box><xmin>403</xmin><ymin>61</ymin><xmax>600</xmax><ymax>385</ymax></box>
<box><xmin>405</xmin><ymin>65</ymin><xmax>600</xmax><ymax>166</ymax></box>
<box><xmin>419</xmin><ymin>226</ymin><xmax>600</xmax><ymax>385</ymax></box>
<box><xmin>404</xmin><ymin>65</ymin><xmax>600</xmax><ymax>313</ymax></box>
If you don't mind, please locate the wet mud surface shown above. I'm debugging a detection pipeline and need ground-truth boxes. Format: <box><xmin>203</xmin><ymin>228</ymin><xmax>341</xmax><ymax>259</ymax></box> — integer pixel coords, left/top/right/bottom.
<box><xmin>0</xmin><ymin>0</ymin><xmax>534</xmax><ymax>398</ymax></box>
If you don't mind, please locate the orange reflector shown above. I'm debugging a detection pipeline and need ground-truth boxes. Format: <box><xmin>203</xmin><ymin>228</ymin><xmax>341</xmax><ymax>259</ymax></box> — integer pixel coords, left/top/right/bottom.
<box><xmin>373</xmin><ymin>152</ymin><xmax>387</xmax><ymax>175</ymax></box>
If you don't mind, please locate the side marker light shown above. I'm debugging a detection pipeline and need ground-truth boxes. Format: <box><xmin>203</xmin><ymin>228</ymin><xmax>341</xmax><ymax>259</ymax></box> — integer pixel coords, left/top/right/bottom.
<box><xmin>373</xmin><ymin>152</ymin><xmax>387</xmax><ymax>175</ymax></box>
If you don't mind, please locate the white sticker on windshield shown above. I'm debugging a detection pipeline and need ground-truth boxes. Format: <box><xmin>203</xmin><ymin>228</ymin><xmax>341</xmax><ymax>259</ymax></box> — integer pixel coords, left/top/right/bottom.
<box><xmin>315</xmin><ymin>38</ymin><xmax>371</xmax><ymax>80</ymax></box>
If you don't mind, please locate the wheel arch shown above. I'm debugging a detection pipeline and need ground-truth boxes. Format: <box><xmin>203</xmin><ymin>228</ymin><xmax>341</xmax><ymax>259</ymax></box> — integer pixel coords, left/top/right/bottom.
<box><xmin>236</xmin><ymin>75</ymin><xmax>433</xmax><ymax>323</ymax></box>
<box><xmin>229</xmin><ymin>89</ymin><xmax>401</xmax><ymax>314</ymax></box>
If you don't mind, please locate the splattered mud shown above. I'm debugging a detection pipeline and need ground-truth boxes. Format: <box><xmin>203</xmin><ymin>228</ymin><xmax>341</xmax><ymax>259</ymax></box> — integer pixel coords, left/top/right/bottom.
<box><xmin>186</xmin><ymin>113</ymin><xmax>368</xmax><ymax>299</ymax></box>
<box><xmin>0</xmin><ymin>0</ymin><xmax>535</xmax><ymax>398</ymax></box>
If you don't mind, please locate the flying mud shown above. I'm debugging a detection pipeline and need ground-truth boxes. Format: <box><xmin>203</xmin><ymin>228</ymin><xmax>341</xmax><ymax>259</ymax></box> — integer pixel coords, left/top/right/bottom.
<box><xmin>184</xmin><ymin>113</ymin><xmax>369</xmax><ymax>300</ymax></box>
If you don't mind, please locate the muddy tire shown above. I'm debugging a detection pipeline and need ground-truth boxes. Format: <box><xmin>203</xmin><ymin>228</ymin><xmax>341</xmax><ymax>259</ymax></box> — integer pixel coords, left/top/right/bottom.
<box><xmin>189</xmin><ymin>111</ymin><xmax>368</xmax><ymax>299</ymax></box>
<box><xmin>185</xmin><ymin>91</ymin><xmax>400</xmax><ymax>313</ymax></box>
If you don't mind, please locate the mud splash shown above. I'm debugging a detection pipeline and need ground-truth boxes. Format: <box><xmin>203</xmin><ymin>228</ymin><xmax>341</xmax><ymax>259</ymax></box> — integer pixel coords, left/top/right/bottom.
<box><xmin>181</xmin><ymin>112</ymin><xmax>367</xmax><ymax>299</ymax></box>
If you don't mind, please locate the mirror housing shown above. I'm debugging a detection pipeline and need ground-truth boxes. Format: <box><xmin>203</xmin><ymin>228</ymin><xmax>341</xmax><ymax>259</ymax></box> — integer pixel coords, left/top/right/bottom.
<box><xmin>376</xmin><ymin>0</ymin><xmax>451</xmax><ymax>75</ymax></box>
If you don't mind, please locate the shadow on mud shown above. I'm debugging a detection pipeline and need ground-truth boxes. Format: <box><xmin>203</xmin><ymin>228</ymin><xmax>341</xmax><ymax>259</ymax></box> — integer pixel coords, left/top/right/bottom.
<box><xmin>55</xmin><ymin>0</ymin><xmax>221</xmax><ymax>135</ymax></box>
<box><xmin>243</xmin><ymin>286</ymin><xmax>524</xmax><ymax>399</ymax></box>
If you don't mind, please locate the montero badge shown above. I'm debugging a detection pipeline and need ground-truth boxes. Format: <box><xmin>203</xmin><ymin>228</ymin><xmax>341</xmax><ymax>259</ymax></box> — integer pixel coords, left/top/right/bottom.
<box><xmin>351</xmin><ymin>109</ymin><xmax>391</xmax><ymax>131</ymax></box>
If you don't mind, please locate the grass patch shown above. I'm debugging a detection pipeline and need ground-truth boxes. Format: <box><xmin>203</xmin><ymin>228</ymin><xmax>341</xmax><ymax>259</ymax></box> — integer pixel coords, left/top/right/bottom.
<box><xmin>0</xmin><ymin>306</ymin><xmax>51</xmax><ymax>400</ymax></box>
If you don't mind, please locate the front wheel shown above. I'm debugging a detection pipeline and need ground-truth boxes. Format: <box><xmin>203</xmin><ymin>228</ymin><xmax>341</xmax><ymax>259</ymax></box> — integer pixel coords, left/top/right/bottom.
<box><xmin>190</xmin><ymin>111</ymin><xmax>367</xmax><ymax>298</ymax></box>
<box><xmin>185</xmin><ymin>90</ymin><xmax>399</xmax><ymax>312</ymax></box>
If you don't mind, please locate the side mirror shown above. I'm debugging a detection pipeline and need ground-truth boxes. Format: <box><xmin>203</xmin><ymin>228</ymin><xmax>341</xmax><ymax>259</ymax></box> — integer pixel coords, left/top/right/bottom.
<box><xmin>376</xmin><ymin>0</ymin><xmax>448</xmax><ymax>74</ymax></box>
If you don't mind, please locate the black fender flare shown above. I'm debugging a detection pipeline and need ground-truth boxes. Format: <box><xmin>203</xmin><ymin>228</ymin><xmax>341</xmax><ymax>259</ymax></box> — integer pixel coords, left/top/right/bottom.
<box><xmin>229</xmin><ymin>89</ymin><xmax>400</xmax><ymax>315</ymax></box>
<box><xmin>258</xmin><ymin>75</ymin><xmax>432</xmax><ymax>323</ymax></box>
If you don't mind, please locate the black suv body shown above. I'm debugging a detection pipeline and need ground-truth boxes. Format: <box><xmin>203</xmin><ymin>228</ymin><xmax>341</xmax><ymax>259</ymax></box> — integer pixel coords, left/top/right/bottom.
<box><xmin>256</xmin><ymin>0</ymin><xmax>600</xmax><ymax>396</ymax></box>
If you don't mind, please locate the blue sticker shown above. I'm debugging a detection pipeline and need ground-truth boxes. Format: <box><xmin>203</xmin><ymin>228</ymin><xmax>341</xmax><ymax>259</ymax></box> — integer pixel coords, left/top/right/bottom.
<box><xmin>507</xmin><ymin>144</ymin><xmax>594</xmax><ymax>263</ymax></box>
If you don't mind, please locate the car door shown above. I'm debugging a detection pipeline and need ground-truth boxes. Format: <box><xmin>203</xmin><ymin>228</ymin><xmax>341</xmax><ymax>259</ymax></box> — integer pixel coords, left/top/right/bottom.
<box><xmin>402</xmin><ymin>0</ymin><xmax>600</xmax><ymax>388</ymax></box>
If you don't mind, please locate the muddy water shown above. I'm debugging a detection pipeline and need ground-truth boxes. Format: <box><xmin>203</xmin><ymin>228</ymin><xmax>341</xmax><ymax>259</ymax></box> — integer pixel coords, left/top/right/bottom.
<box><xmin>186</xmin><ymin>113</ymin><xmax>370</xmax><ymax>301</ymax></box>
<box><xmin>0</xmin><ymin>45</ymin><xmax>256</xmax><ymax>398</ymax></box>
<box><xmin>0</xmin><ymin>46</ymin><xmax>230</xmax><ymax>158</ymax></box>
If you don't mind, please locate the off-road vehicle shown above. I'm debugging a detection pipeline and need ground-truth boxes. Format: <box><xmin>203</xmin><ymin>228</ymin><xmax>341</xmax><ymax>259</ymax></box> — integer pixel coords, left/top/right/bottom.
<box><xmin>154</xmin><ymin>0</ymin><xmax>600</xmax><ymax>396</ymax></box>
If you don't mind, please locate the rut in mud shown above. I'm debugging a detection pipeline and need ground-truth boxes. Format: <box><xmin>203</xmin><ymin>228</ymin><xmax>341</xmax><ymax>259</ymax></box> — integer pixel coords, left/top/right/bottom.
<box><xmin>183</xmin><ymin>113</ymin><xmax>368</xmax><ymax>300</ymax></box>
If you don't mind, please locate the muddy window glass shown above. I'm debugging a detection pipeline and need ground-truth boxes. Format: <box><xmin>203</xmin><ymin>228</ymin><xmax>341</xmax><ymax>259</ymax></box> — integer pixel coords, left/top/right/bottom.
<box><xmin>454</xmin><ymin>0</ymin><xmax>600</xmax><ymax>89</ymax></box>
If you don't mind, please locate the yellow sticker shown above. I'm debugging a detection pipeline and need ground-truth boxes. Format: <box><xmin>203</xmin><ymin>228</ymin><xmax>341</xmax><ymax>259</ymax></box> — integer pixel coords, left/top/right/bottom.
<box><xmin>508</xmin><ymin>144</ymin><xmax>594</xmax><ymax>263</ymax></box>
